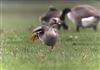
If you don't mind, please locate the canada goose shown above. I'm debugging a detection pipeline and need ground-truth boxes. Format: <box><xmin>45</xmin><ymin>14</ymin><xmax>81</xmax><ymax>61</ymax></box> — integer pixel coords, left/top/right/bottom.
<box><xmin>64</xmin><ymin>5</ymin><xmax>100</xmax><ymax>31</ymax></box>
<box><xmin>31</xmin><ymin>22</ymin><xmax>58</xmax><ymax>49</ymax></box>
<box><xmin>40</xmin><ymin>6</ymin><xmax>68</xmax><ymax>30</ymax></box>
<box><xmin>57</xmin><ymin>8</ymin><xmax>69</xmax><ymax>30</ymax></box>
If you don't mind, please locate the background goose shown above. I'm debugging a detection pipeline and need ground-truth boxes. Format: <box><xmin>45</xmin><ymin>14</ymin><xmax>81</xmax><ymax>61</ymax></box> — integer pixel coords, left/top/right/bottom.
<box><xmin>40</xmin><ymin>6</ymin><xmax>61</xmax><ymax>26</ymax></box>
<box><xmin>57</xmin><ymin>8</ymin><xmax>69</xmax><ymax>30</ymax></box>
<box><xmin>40</xmin><ymin>6</ymin><xmax>68</xmax><ymax>30</ymax></box>
<box><xmin>31</xmin><ymin>22</ymin><xmax>58</xmax><ymax>49</ymax></box>
<box><xmin>64</xmin><ymin>5</ymin><xmax>100</xmax><ymax>31</ymax></box>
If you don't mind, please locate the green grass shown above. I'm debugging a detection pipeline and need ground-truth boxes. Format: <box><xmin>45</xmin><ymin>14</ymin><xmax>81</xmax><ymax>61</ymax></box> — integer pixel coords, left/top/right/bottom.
<box><xmin>1</xmin><ymin>15</ymin><xmax>100</xmax><ymax>70</ymax></box>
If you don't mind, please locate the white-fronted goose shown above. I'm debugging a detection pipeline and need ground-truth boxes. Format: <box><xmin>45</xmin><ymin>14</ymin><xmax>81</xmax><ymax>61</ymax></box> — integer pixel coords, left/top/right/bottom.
<box><xmin>31</xmin><ymin>22</ymin><xmax>58</xmax><ymax>49</ymax></box>
<box><xmin>64</xmin><ymin>5</ymin><xmax>100</xmax><ymax>31</ymax></box>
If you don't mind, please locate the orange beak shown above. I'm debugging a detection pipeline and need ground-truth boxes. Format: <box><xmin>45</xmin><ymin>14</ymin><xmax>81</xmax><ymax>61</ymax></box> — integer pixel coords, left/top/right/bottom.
<box><xmin>31</xmin><ymin>34</ymin><xmax>39</xmax><ymax>41</ymax></box>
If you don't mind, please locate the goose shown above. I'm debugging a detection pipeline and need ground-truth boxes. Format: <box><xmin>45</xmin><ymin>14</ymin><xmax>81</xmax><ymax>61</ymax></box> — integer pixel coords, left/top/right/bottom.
<box><xmin>40</xmin><ymin>6</ymin><xmax>68</xmax><ymax>30</ymax></box>
<box><xmin>64</xmin><ymin>5</ymin><xmax>100</xmax><ymax>31</ymax></box>
<box><xmin>40</xmin><ymin>6</ymin><xmax>61</xmax><ymax>25</ymax></box>
<box><xmin>31</xmin><ymin>20</ymin><xmax>58</xmax><ymax>49</ymax></box>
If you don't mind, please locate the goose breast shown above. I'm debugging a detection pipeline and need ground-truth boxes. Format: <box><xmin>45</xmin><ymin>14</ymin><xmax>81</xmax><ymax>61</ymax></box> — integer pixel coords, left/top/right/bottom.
<box><xmin>40</xmin><ymin>28</ymin><xmax>58</xmax><ymax>46</ymax></box>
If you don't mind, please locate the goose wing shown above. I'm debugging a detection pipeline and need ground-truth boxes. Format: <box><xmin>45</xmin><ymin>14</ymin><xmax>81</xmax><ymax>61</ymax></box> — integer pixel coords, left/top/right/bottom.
<box><xmin>32</xmin><ymin>26</ymin><xmax>43</xmax><ymax>33</ymax></box>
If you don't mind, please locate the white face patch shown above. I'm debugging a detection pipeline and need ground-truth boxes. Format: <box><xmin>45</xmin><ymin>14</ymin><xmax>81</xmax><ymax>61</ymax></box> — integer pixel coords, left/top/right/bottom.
<box><xmin>81</xmin><ymin>16</ymin><xmax>97</xmax><ymax>27</ymax></box>
<box><xmin>67</xmin><ymin>12</ymin><xmax>76</xmax><ymax>23</ymax></box>
<box><xmin>51</xmin><ymin>17</ymin><xmax>60</xmax><ymax>24</ymax></box>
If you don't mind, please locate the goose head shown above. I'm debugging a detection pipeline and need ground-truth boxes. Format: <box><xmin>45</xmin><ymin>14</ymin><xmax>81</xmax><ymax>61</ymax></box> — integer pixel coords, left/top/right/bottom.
<box><xmin>62</xmin><ymin>8</ymin><xmax>71</xmax><ymax>14</ymax></box>
<box><xmin>49</xmin><ymin>6</ymin><xmax>58</xmax><ymax>11</ymax></box>
<box><xmin>60</xmin><ymin>8</ymin><xmax>71</xmax><ymax>21</ymax></box>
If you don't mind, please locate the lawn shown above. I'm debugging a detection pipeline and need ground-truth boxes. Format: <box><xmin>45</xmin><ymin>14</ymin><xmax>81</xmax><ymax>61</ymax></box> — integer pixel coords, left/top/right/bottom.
<box><xmin>0</xmin><ymin>1</ymin><xmax>100</xmax><ymax>70</ymax></box>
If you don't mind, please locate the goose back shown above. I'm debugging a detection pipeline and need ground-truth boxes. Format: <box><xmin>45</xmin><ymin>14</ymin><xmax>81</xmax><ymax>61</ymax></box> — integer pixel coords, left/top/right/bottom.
<box><xmin>71</xmin><ymin>5</ymin><xmax>100</xmax><ymax>19</ymax></box>
<box><xmin>41</xmin><ymin>9</ymin><xmax>61</xmax><ymax>23</ymax></box>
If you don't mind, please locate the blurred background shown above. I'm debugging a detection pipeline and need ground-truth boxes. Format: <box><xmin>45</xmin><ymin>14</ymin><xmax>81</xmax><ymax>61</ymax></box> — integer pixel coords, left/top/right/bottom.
<box><xmin>1</xmin><ymin>0</ymin><xmax>100</xmax><ymax>31</ymax></box>
<box><xmin>0</xmin><ymin>0</ymin><xmax>100</xmax><ymax>70</ymax></box>
<box><xmin>1</xmin><ymin>0</ymin><xmax>100</xmax><ymax>16</ymax></box>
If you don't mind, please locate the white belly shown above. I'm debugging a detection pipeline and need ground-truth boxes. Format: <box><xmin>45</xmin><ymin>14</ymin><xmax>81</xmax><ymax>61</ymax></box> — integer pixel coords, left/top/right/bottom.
<box><xmin>67</xmin><ymin>13</ymin><xmax>98</xmax><ymax>27</ymax></box>
<box><xmin>81</xmin><ymin>16</ymin><xmax>97</xmax><ymax>27</ymax></box>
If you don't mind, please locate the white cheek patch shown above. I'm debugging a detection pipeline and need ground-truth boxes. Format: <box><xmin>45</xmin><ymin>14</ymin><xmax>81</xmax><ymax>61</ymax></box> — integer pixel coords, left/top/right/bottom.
<box><xmin>81</xmin><ymin>16</ymin><xmax>97</xmax><ymax>27</ymax></box>
<box><xmin>67</xmin><ymin>12</ymin><xmax>76</xmax><ymax>23</ymax></box>
<box><xmin>51</xmin><ymin>17</ymin><xmax>60</xmax><ymax>24</ymax></box>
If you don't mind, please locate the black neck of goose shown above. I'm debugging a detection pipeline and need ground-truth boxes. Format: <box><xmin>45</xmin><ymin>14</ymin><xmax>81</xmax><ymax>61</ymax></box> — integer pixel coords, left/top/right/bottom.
<box><xmin>60</xmin><ymin>13</ymin><xmax>67</xmax><ymax>21</ymax></box>
<box><xmin>60</xmin><ymin>8</ymin><xmax>71</xmax><ymax>21</ymax></box>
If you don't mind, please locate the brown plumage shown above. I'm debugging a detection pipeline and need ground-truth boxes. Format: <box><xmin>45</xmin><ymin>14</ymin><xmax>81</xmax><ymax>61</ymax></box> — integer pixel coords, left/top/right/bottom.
<box><xmin>32</xmin><ymin>24</ymin><xmax>58</xmax><ymax>49</ymax></box>
<box><xmin>40</xmin><ymin>6</ymin><xmax>68</xmax><ymax>30</ymax></box>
